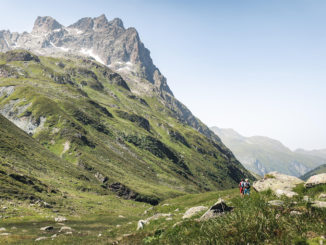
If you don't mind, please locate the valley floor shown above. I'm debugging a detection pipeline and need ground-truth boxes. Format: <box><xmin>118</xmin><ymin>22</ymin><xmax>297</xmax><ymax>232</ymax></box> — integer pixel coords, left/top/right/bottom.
<box><xmin>0</xmin><ymin>186</ymin><xmax>326</xmax><ymax>245</ymax></box>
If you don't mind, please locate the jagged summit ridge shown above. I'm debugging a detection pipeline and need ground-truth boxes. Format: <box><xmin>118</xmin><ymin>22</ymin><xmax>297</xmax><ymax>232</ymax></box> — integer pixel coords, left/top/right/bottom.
<box><xmin>0</xmin><ymin>14</ymin><xmax>171</xmax><ymax>94</ymax></box>
<box><xmin>32</xmin><ymin>16</ymin><xmax>63</xmax><ymax>33</ymax></box>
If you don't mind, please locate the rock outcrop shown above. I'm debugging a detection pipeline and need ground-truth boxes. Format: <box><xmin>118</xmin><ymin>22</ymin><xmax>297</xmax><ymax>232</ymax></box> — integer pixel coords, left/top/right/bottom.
<box><xmin>304</xmin><ymin>173</ymin><xmax>326</xmax><ymax>188</ymax></box>
<box><xmin>253</xmin><ymin>172</ymin><xmax>303</xmax><ymax>197</ymax></box>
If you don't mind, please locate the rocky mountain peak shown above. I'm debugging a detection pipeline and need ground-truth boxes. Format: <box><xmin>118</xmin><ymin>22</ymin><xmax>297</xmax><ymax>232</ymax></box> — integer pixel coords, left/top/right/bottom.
<box><xmin>32</xmin><ymin>16</ymin><xmax>63</xmax><ymax>34</ymax></box>
<box><xmin>93</xmin><ymin>14</ymin><xmax>110</xmax><ymax>30</ymax></box>
<box><xmin>68</xmin><ymin>17</ymin><xmax>94</xmax><ymax>31</ymax></box>
<box><xmin>110</xmin><ymin>18</ymin><xmax>125</xmax><ymax>29</ymax></box>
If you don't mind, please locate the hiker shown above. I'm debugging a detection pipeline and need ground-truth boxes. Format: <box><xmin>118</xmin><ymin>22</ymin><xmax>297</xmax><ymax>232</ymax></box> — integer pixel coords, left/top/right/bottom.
<box><xmin>244</xmin><ymin>178</ymin><xmax>251</xmax><ymax>196</ymax></box>
<box><xmin>239</xmin><ymin>179</ymin><xmax>245</xmax><ymax>197</ymax></box>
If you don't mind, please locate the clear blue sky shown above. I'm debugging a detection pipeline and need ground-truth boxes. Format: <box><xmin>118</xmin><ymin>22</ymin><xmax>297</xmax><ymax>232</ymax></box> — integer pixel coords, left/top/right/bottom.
<box><xmin>1</xmin><ymin>0</ymin><xmax>326</xmax><ymax>150</ymax></box>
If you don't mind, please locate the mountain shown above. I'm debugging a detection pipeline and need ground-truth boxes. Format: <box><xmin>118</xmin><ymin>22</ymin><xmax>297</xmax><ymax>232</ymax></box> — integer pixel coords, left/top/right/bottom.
<box><xmin>300</xmin><ymin>164</ymin><xmax>326</xmax><ymax>180</ymax></box>
<box><xmin>211</xmin><ymin>127</ymin><xmax>326</xmax><ymax>177</ymax></box>
<box><xmin>0</xmin><ymin>15</ymin><xmax>220</xmax><ymax>143</ymax></box>
<box><xmin>0</xmin><ymin>15</ymin><xmax>254</xmax><ymax>205</ymax></box>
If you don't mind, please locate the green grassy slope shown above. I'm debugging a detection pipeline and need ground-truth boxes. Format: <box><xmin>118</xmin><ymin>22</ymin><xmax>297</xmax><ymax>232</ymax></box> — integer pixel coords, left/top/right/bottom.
<box><xmin>0</xmin><ymin>50</ymin><xmax>253</xmax><ymax>204</ymax></box>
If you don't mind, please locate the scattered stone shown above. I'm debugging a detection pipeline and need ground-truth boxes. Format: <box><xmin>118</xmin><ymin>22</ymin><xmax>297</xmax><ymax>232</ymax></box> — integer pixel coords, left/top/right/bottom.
<box><xmin>305</xmin><ymin>173</ymin><xmax>326</xmax><ymax>188</ymax></box>
<box><xmin>59</xmin><ymin>226</ymin><xmax>72</xmax><ymax>232</ymax></box>
<box><xmin>290</xmin><ymin>210</ymin><xmax>302</xmax><ymax>216</ymax></box>
<box><xmin>116</xmin><ymin>225</ymin><xmax>121</xmax><ymax>228</ymax></box>
<box><xmin>174</xmin><ymin>208</ymin><xmax>179</xmax><ymax>212</ymax></box>
<box><xmin>268</xmin><ymin>200</ymin><xmax>284</xmax><ymax>207</ymax></box>
<box><xmin>40</xmin><ymin>226</ymin><xmax>54</xmax><ymax>231</ymax></box>
<box><xmin>128</xmin><ymin>222</ymin><xmax>132</xmax><ymax>225</ymax></box>
<box><xmin>0</xmin><ymin>227</ymin><xmax>6</xmax><ymax>232</ymax></box>
<box><xmin>312</xmin><ymin>201</ymin><xmax>326</xmax><ymax>209</ymax></box>
<box><xmin>0</xmin><ymin>233</ymin><xmax>10</xmax><ymax>236</ymax></box>
<box><xmin>65</xmin><ymin>232</ymin><xmax>73</xmax><ymax>235</ymax></box>
<box><xmin>11</xmin><ymin>226</ymin><xmax>17</xmax><ymax>230</ymax></box>
<box><xmin>200</xmin><ymin>199</ymin><xmax>233</xmax><ymax>221</ymax></box>
<box><xmin>55</xmin><ymin>216</ymin><xmax>67</xmax><ymax>222</ymax></box>
<box><xmin>166</xmin><ymin>217</ymin><xmax>173</xmax><ymax>221</ymax></box>
<box><xmin>118</xmin><ymin>215</ymin><xmax>125</xmax><ymax>218</ymax></box>
<box><xmin>137</xmin><ymin>220</ymin><xmax>148</xmax><ymax>230</ymax></box>
<box><xmin>51</xmin><ymin>234</ymin><xmax>57</xmax><ymax>238</ymax></box>
<box><xmin>98</xmin><ymin>233</ymin><xmax>102</xmax><ymax>237</ymax></box>
<box><xmin>275</xmin><ymin>214</ymin><xmax>281</xmax><ymax>219</ymax></box>
<box><xmin>162</xmin><ymin>204</ymin><xmax>170</xmax><ymax>206</ymax></box>
<box><xmin>123</xmin><ymin>234</ymin><xmax>132</xmax><ymax>237</ymax></box>
<box><xmin>35</xmin><ymin>237</ymin><xmax>48</xmax><ymax>241</ymax></box>
<box><xmin>182</xmin><ymin>206</ymin><xmax>207</xmax><ymax>219</ymax></box>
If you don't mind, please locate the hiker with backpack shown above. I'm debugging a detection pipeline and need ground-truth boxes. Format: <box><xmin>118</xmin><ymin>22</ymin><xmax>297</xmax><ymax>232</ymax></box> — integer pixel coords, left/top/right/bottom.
<box><xmin>244</xmin><ymin>178</ymin><xmax>251</xmax><ymax>196</ymax></box>
<box><xmin>239</xmin><ymin>179</ymin><xmax>245</xmax><ymax>197</ymax></box>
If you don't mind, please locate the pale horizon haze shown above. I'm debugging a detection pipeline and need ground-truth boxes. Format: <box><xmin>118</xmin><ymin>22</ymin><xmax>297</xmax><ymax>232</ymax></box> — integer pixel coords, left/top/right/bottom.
<box><xmin>1</xmin><ymin>0</ymin><xmax>325</xmax><ymax>151</ymax></box>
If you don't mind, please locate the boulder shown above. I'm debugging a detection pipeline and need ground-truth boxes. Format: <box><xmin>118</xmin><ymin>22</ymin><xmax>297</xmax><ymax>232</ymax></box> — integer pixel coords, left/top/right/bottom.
<box><xmin>305</xmin><ymin>173</ymin><xmax>326</xmax><ymax>188</ymax></box>
<box><xmin>200</xmin><ymin>199</ymin><xmax>233</xmax><ymax>221</ymax></box>
<box><xmin>253</xmin><ymin>172</ymin><xmax>303</xmax><ymax>197</ymax></box>
<box><xmin>0</xmin><ymin>228</ymin><xmax>6</xmax><ymax>232</ymax></box>
<box><xmin>182</xmin><ymin>206</ymin><xmax>207</xmax><ymax>219</ymax></box>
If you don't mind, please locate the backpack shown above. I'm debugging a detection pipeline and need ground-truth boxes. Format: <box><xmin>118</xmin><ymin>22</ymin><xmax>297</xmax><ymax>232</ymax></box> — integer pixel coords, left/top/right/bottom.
<box><xmin>244</xmin><ymin>182</ymin><xmax>250</xmax><ymax>189</ymax></box>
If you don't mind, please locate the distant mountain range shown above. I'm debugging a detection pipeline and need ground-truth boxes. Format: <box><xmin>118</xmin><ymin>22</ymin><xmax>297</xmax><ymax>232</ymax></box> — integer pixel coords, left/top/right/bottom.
<box><xmin>211</xmin><ymin>127</ymin><xmax>326</xmax><ymax>177</ymax></box>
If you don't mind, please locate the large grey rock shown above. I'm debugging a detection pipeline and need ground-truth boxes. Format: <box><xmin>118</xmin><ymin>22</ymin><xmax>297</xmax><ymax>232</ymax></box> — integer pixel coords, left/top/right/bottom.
<box><xmin>253</xmin><ymin>172</ymin><xmax>303</xmax><ymax>197</ymax></box>
<box><xmin>182</xmin><ymin>206</ymin><xmax>207</xmax><ymax>219</ymax></box>
<box><xmin>200</xmin><ymin>199</ymin><xmax>233</xmax><ymax>221</ymax></box>
<box><xmin>305</xmin><ymin>173</ymin><xmax>326</xmax><ymax>188</ymax></box>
